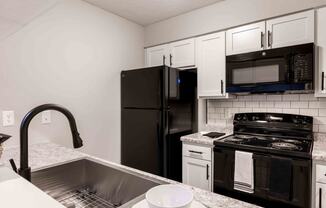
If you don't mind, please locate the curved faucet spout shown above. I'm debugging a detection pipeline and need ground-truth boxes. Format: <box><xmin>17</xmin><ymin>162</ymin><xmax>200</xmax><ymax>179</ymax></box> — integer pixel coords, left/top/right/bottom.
<box><xmin>19</xmin><ymin>104</ymin><xmax>83</xmax><ymax>181</ymax></box>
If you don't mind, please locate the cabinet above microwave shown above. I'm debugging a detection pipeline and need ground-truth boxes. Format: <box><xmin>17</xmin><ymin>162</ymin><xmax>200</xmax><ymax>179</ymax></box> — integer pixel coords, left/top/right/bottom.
<box><xmin>226</xmin><ymin>10</ymin><xmax>314</xmax><ymax>56</ymax></box>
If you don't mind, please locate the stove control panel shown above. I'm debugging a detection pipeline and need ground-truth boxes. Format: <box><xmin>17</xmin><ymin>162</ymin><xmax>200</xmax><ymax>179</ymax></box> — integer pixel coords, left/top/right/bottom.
<box><xmin>233</xmin><ymin>113</ymin><xmax>313</xmax><ymax>131</ymax></box>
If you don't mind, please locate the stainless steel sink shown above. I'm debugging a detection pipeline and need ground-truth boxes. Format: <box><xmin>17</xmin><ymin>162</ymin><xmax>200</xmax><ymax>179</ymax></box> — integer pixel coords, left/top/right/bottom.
<box><xmin>31</xmin><ymin>159</ymin><xmax>163</xmax><ymax>208</ymax></box>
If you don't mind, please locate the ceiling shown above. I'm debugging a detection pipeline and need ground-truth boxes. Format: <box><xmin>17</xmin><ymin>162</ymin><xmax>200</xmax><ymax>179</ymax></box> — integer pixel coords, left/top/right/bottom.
<box><xmin>84</xmin><ymin>0</ymin><xmax>224</xmax><ymax>26</ymax></box>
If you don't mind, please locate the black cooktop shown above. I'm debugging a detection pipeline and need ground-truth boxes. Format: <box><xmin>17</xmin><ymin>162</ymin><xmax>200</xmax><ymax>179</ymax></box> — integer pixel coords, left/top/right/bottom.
<box><xmin>215</xmin><ymin>134</ymin><xmax>313</xmax><ymax>158</ymax></box>
<box><xmin>214</xmin><ymin>113</ymin><xmax>314</xmax><ymax>158</ymax></box>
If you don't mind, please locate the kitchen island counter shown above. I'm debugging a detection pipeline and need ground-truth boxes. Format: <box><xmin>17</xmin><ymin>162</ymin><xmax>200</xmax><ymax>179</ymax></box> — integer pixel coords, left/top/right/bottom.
<box><xmin>0</xmin><ymin>142</ymin><xmax>260</xmax><ymax>208</ymax></box>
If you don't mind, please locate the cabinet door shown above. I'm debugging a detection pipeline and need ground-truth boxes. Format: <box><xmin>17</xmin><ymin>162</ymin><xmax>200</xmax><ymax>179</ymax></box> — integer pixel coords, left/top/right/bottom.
<box><xmin>316</xmin><ymin>183</ymin><xmax>326</xmax><ymax>208</ymax></box>
<box><xmin>182</xmin><ymin>157</ymin><xmax>211</xmax><ymax>191</ymax></box>
<box><xmin>226</xmin><ymin>21</ymin><xmax>265</xmax><ymax>55</ymax></box>
<box><xmin>145</xmin><ymin>44</ymin><xmax>169</xmax><ymax>67</ymax></box>
<box><xmin>169</xmin><ymin>38</ymin><xmax>196</xmax><ymax>68</ymax></box>
<box><xmin>266</xmin><ymin>10</ymin><xmax>314</xmax><ymax>49</ymax></box>
<box><xmin>316</xmin><ymin>7</ymin><xmax>326</xmax><ymax>97</ymax></box>
<box><xmin>196</xmin><ymin>32</ymin><xmax>226</xmax><ymax>97</ymax></box>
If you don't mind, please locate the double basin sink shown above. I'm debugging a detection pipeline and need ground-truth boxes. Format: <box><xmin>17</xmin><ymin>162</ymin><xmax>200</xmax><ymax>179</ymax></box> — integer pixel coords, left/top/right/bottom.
<box><xmin>31</xmin><ymin>159</ymin><xmax>164</xmax><ymax>208</ymax></box>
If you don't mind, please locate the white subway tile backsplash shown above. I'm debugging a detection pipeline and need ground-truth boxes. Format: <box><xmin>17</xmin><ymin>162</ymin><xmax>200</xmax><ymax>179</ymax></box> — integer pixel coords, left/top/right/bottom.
<box><xmin>238</xmin><ymin>108</ymin><xmax>253</xmax><ymax>113</ymax></box>
<box><xmin>246</xmin><ymin>101</ymin><xmax>259</xmax><ymax>108</ymax></box>
<box><xmin>215</xmin><ymin>108</ymin><xmax>225</xmax><ymax>114</ymax></box>
<box><xmin>300</xmin><ymin>94</ymin><xmax>318</xmax><ymax>101</ymax></box>
<box><xmin>267</xmin><ymin>95</ymin><xmax>282</xmax><ymax>101</ymax></box>
<box><xmin>299</xmin><ymin>109</ymin><xmax>318</xmax><ymax>117</ymax></box>
<box><xmin>319</xmin><ymin>125</ymin><xmax>326</xmax><ymax>133</ymax></box>
<box><xmin>291</xmin><ymin>101</ymin><xmax>308</xmax><ymax>108</ymax></box>
<box><xmin>252</xmin><ymin>108</ymin><xmax>266</xmax><ymax>112</ymax></box>
<box><xmin>207</xmin><ymin>94</ymin><xmax>326</xmax><ymax>133</ymax></box>
<box><xmin>220</xmin><ymin>101</ymin><xmax>233</xmax><ymax>107</ymax></box>
<box><xmin>259</xmin><ymin>101</ymin><xmax>274</xmax><ymax>108</ymax></box>
<box><xmin>309</xmin><ymin>101</ymin><xmax>320</xmax><ymax>108</ymax></box>
<box><xmin>282</xmin><ymin>108</ymin><xmax>299</xmax><ymax>114</ymax></box>
<box><xmin>319</xmin><ymin>109</ymin><xmax>326</xmax><ymax>117</ymax></box>
<box><xmin>282</xmin><ymin>94</ymin><xmax>299</xmax><ymax>101</ymax></box>
<box><xmin>267</xmin><ymin>108</ymin><xmax>282</xmax><ymax>113</ymax></box>
<box><xmin>274</xmin><ymin>101</ymin><xmax>290</xmax><ymax>108</ymax></box>
<box><xmin>233</xmin><ymin>102</ymin><xmax>245</xmax><ymax>108</ymax></box>
<box><xmin>238</xmin><ymin>95</ymin><xmax>252</xmax><ymax>101</ymax></box>
<box><xmin>252</xmin><ymin>95</ymin><xmax>267</xmax><ymax>101</ymax></box>
<box><xmin>318</xmin><ymin>102</ymin><xmax>326</xmax><ymax>108</ymax></box>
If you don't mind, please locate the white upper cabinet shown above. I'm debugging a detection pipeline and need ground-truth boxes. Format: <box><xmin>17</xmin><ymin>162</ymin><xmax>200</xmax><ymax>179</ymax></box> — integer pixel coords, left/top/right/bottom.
<box><xmin>145</xmin><ymin>38</ymin><xmax>196</xmax><ymax>68</ymax></box>
<box><xmin>266</xmin><ymin>10</ymin><xmax>315</xmax><ymax>49</ymax></box>
<box><xmin>196</xmin><ymin>32</ymin><xmax>226</xmax><ymax>97</ymax></box>
<box><xmin>169</xmin><ymin>38</ymin><xmax>196</xmax><ymax>68</ymax></box>
<box><xmin>145</xmin><ymin>44</ymin><xmax>169</xmax><ymax>67</ymax></box>
<box><xmin>226</xmin><ymin>21</ymin><xmax>265</xmax><ymax>55</ymax></box>
<box><xmin>315</xmin><ymin>7</ymin><xmax>326</xmax><ymax>97</ymax></box>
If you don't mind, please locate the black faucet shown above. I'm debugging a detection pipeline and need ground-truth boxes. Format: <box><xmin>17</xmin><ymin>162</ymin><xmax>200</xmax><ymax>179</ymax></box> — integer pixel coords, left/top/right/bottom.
<box><xmin>10</xmin><ymin>104</ymin><xmax>83</xmax><ymax>181</ymax></box>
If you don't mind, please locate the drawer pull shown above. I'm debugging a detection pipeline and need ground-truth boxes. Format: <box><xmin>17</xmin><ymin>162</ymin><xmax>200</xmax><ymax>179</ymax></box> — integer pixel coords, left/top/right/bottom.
<box><xmin>189</xmin><ymin>150</ymin><xmax>203</xmax><ymax>155</ymax></box>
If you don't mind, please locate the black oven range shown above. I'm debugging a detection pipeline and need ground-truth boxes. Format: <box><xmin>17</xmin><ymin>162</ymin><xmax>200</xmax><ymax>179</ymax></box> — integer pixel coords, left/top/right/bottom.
<box><xmin>214</xmin><ymin>113</ymin><xmax>313</xmax><ymax>208</ymax></box>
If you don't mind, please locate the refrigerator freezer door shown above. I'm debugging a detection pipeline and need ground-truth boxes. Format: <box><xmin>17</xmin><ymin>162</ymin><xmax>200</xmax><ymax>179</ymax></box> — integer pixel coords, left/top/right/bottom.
<box><xmin>121</xmin><ymin>66</ymin><xmax>163</xmax><ymax>109</ymax></box>
<box><xmin>121</xmin><ymin>109</ymin><xmax>163</xmax><ymax>176</ymax></box>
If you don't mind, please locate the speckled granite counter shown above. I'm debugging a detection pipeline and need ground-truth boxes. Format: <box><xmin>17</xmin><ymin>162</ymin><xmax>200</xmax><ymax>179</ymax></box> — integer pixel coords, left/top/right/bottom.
<box><xmin>313</xmin><ymin>140</ymin><xmax>326</xmax><ymax>162</ymax></box>
<box><xmin>0</xmin><ymin>142</ymin><xmax>260</xmax><ymax>208</ymax></box>
<box><xmin>181</xmin><ymin>132</ymin><xmax>231</xmax><ymax>146</ymax></box>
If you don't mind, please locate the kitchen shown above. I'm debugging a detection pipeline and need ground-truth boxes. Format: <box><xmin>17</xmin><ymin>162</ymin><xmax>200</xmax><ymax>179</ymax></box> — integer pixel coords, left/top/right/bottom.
<box><xmin>1</xmin><ymin>0</ymin><xmax>326</xmax><ymax>207</ymax></box>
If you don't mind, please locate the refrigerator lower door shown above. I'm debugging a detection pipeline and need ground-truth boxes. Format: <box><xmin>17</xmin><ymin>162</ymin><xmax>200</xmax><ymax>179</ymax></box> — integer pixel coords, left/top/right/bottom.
<box><xmin>121</xmin><ymin>109</ymin><xmax>163</xmax><ymax>176</ymax></box>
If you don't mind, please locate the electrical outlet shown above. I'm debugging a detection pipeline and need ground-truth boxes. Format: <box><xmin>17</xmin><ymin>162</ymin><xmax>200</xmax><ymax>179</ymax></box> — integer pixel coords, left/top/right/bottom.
<box><xmin>2</xmin><ymin>111</ymin><xmax>14</xmax><ymax>126</ymax></box>
<box><xmin>42</xmin><ymin>110</ymin><xmax>51</xmax><ymax>124</ymax></box>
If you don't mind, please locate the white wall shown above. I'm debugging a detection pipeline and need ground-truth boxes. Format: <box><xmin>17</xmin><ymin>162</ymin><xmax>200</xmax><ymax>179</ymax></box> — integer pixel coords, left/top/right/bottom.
<box><xmin>145</xmin><ymin>0</ymin><xmax>326</xmax><ymax>47</ymax></box>
<box><xmin>0</xmin><ymin>0</ymin><xmax>144</xmax><ymax>163</ymax></box>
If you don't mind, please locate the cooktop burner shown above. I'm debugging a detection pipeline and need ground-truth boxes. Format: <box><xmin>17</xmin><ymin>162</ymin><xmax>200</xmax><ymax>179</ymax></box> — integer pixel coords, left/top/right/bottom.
<box><xmin>271</xmin><ymin>142</ymin><xmax>303</xmax><ymax>151</ymax></box>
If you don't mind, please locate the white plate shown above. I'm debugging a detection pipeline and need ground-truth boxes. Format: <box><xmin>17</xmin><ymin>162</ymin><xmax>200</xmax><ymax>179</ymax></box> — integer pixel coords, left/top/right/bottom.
<box><xmin>132</xmin><ymin>199</ymin><xmax>206</xmax><ymax>208</ymax></box>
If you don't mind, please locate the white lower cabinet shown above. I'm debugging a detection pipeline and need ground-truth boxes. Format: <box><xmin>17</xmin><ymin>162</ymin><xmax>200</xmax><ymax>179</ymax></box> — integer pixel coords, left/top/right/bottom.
<box><xmin>182</xmin><ymin>143</ymin><xmax>212</xmax><ymax>191</ymax></box>
<box><xmin>316</xmin><ymin>183</ymin><xmax>326</xmax><ymax>208</ymax></box>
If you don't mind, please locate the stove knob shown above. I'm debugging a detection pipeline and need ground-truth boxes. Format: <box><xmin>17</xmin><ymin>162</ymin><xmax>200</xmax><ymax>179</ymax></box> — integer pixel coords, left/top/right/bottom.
<box><xmin>242</xmin><ymin>115</ymin><xmax>248</xmax><ymax>121</ymax></box>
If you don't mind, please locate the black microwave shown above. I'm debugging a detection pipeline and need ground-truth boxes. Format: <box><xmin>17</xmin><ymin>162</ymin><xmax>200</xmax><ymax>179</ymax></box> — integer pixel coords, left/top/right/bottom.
<box><xmin>226</xmin><ymin>43</ymin><xmax>314</xmax><ymax>94</ymax></box>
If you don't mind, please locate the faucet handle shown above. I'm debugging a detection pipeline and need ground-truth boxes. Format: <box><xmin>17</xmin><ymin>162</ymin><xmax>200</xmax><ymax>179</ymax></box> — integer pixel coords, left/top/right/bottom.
<box><xmin>9</xmin><ymin>159</ymin><xmax>18</xmax><ymax>173</ymax></box>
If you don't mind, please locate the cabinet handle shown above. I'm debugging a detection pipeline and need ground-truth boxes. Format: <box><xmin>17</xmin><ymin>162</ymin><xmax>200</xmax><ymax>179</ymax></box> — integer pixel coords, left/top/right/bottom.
<box><xmin>170</xmin><ymin>54</ymin><xmax>173</xmax><ymax>66</ymax></box>
<box><xmin>221</xmin><ymin>80</ymin><xmax>224</xmax><ymax>94</ymax></box>
<box><xmin>163</xmin><ymin>55</ymin><xmax>166</xmax><ymax>65</ymax></box>
<box><xmin>320</xmin><ymin>188</ymin><xmax>322</xmax><ymax>208</ymax></box>
<box><xmin>206</xmin><ymin>164</ymin><xmax>209</xmax><ymax>180</ymax></box>
<box><xmin>268</xmin><ymin>30</ymin><xmax>272</xmax><ymax>47</ymax></box>
<box><xmin>261</xmin><ymin>32</ymin><xmax>264</xmax><ymax>48</ymax></box>
<box><xmin>189</xmin><ymin>150</ymin><xmax>203</xmax><ymax>155</ymax></box>
<box><xmin>322</xmin><ymin>72</ymin><xmax>325</xmax><ymax>91</ymax></box>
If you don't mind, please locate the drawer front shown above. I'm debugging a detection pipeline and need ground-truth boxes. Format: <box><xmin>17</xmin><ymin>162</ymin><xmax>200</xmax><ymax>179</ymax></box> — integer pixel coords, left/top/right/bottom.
<box><xmin>316</xmin><ymin>165</ymin><xmax>326</xmax><ymax>183</ymax></box>
<box><xmin>183</xmin><ymin>144</ymin><xmax>211</xmax><ymax>161</ymax></box>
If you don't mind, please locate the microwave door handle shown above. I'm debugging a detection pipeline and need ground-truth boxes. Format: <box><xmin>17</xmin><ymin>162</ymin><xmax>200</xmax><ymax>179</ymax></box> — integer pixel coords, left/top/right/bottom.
<box><xmin>261</xmin><ymin>32</ymin><xmax>264</xmax><ymax>48</ymax></box>
<box><xmin>221</xmin><ymin>80</ymin><xmax>224</xmax><ymax>95</ymax></box>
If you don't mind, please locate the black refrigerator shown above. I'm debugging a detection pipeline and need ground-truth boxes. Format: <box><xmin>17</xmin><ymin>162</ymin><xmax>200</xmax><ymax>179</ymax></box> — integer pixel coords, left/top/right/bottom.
<box><xmin>121</xmin><ymin>65</ymin><xmax>197</xmax><ymax>182</ymax></box>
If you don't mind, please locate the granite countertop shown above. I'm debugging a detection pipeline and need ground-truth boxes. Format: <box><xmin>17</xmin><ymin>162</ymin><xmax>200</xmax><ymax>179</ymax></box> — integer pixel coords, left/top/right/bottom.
<box><xmin>181</xmin><ymin>132</ymin><xmax>231</xmax><ymax>146</ymax></box>
<box><xmin>312</xmin><ymin>140</ymin><xmax>326</xmax><ymax>162</ymax></box>
<box><xmin>0</xmin><ymin>142</ymin><xmax>260</xmax><ymax>208</ymax></box>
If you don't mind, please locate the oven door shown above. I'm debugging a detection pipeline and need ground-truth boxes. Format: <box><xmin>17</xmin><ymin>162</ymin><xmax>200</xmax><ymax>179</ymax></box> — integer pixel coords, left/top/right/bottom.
<box><xmin>253</xmin><ymin>153</ymin><xmax>311</xmax><ymax>208</ymax></box>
